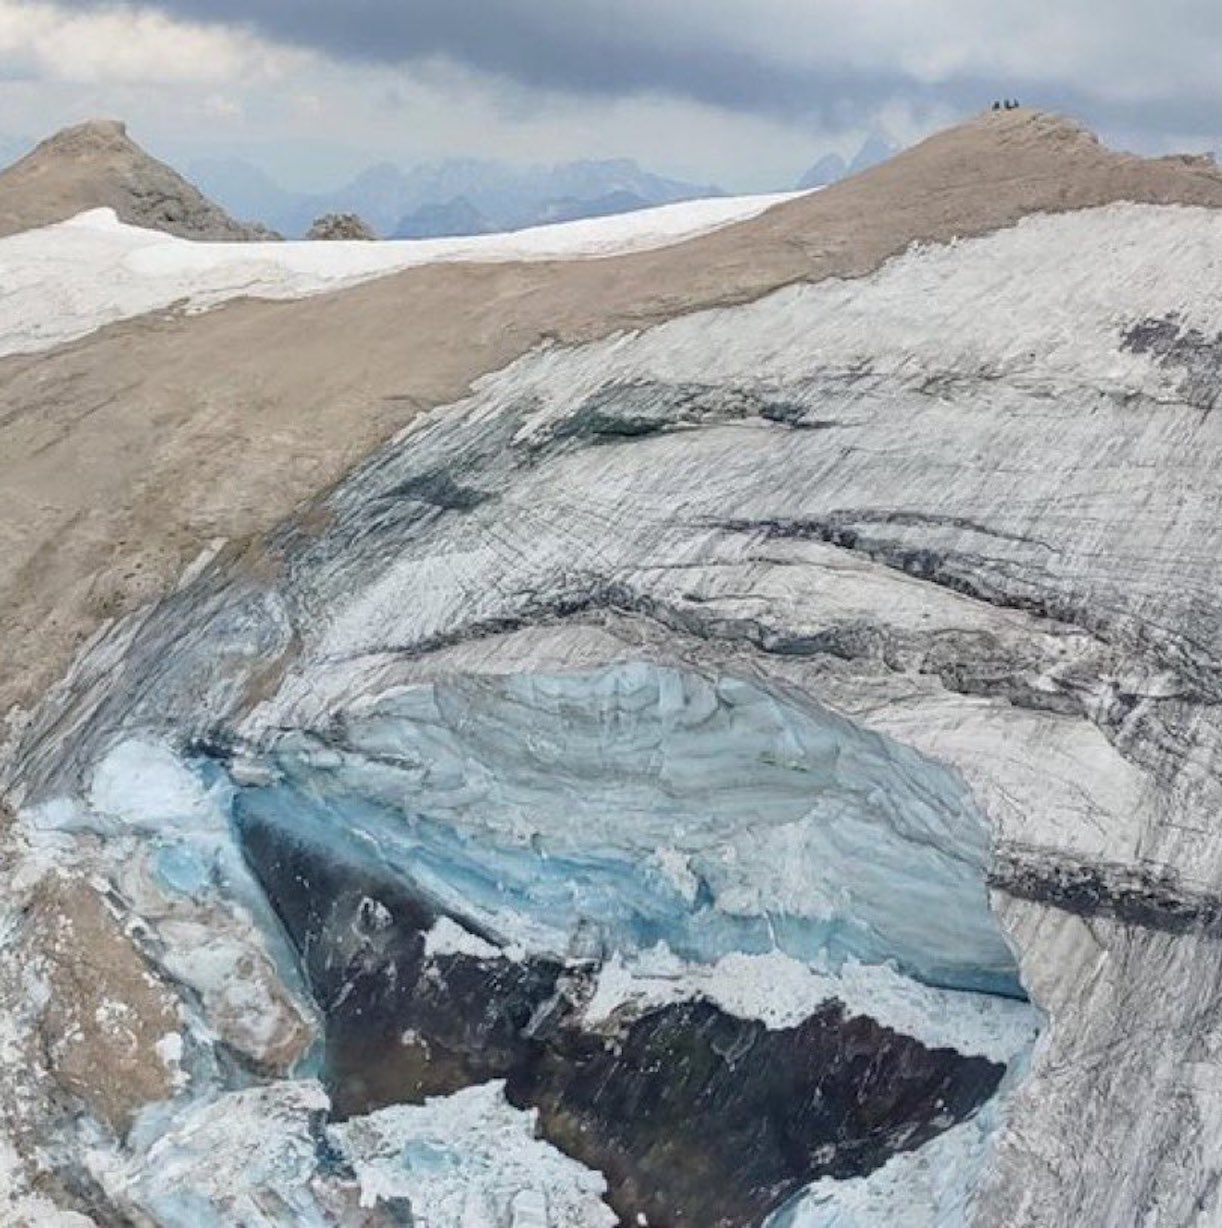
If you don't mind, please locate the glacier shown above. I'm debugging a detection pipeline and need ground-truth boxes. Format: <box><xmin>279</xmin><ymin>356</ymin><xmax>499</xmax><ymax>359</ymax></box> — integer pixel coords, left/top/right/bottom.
<box><xmin>11</xmin><ymin>195</ymin><xmax>1222</xmax><ymax>1223</ymax></box>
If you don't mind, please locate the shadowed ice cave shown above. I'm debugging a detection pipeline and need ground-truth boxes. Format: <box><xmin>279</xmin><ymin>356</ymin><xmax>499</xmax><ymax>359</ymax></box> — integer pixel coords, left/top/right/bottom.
<box><xmin>215</xmin><ymin>663</ymin><xmax>1035</xmax><ymax>1225</ymax></box>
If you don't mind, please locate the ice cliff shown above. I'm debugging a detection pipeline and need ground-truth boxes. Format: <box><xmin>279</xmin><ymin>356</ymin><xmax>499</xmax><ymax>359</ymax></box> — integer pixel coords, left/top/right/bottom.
<box><xmin>8</xmin><ymin>194</ymin><xmax>1222</xmax><ymax>1224</ymax></box>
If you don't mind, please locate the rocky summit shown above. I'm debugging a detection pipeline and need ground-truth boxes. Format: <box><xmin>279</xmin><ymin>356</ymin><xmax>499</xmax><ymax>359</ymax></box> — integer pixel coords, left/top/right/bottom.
<box><xmin>4</xmin><ymin>108</ymin><xmax>1222</xmax><ymax>1226</ymax></box>
<box><xmin>306</xmin><ymin>211</ymin><xmax>378</xmax><ymax>240</ymax></box>
<box><xmin>0</xmin><ymin>118</ymin><xmax>275</xmax><ymax>240</ymax></box>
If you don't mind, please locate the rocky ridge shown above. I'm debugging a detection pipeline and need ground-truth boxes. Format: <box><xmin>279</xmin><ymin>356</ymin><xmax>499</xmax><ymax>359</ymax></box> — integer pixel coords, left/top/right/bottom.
<box><xmin>0</xmin><ymin>118</ymin><xmax>274</xmax><ymax>240</ymax></box>
<box><xmin>5</xmin><ymin>105</ymin><xmax>1222</xmax><ymax>722</ymax></box>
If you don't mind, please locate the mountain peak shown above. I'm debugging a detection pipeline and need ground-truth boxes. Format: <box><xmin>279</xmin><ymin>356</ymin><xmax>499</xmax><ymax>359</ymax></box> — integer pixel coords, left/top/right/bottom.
<box><xmin>0</xmin><ymin>118</ymin><xmax>274</xmax><ymax>241</ymax></box>
<box><xmin>37</xmin><ymin>118</ymin><xmax>132</xmax><ymax>154</ymax></box>
<box><xmin>797</xmin><ymin>153</ymin><xmax>847</xmax><ymax>190</ymax></box>
<box><xmin>796</xmin><ymin>129</ymin><xmax>898</xmax><ymax>190</ymax></box>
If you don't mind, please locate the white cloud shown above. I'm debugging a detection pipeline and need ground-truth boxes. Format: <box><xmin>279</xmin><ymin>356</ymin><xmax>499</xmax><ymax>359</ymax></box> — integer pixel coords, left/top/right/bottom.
<box><xmin>0</xmin><ymin>0</ymin><xmax>305</xmax><ymax>86</ymax></box>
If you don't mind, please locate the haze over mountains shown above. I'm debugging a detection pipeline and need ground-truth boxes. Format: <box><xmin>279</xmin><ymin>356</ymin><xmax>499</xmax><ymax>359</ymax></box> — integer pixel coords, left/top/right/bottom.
<box><xmin>195</xmin><ymin>130</ymin><xmax>909</xmax><ymax>236</ymax></box>
<box><xmin>189</xmin><ymin>154</ymin><xmax>725</xmax><ymax>238</ymax></box>
<box><xmin>190</xmin><ymin>133</ymin><xmax>905</xmax><ymax>238</ymax></box>
<box><xmin>0</xmin><ymin>122</ymin><xmax>910</xmax><ymax>240</ymax></box>
<box><xmin>795</xmin><ymin>131</ymin><xmax>900</xmax><ymax>189</ymax></box>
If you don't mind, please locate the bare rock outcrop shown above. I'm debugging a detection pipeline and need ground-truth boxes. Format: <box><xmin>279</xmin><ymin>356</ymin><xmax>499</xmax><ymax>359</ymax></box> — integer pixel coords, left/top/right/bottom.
<box><xmin>0</xmin><ymin>118</ymin><xmax>276</xmax><ymax>240</ymax></box>
<box><xmin>306</xmin><ymin>211</ymin><xmax>377</xmax><ymax>240</ymax></box>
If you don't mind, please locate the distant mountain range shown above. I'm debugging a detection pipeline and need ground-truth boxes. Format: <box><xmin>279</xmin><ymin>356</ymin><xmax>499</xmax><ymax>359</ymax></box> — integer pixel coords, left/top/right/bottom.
<box><xmin>189</xmin><ymin>155</ymin><xmax>724</xmax><ymax>239</ymax></box>
<box><xmin>0</xmin><ymin>126</ymin><xmax>913</xmax><ymax>240</ymax></box>
<box><xmin>394</xmin><ymin>196</ymin><xmax>489</xmax><ymax>240</ymax></box>
<box><xmin>796</xmin><ymin>132</ymin><xmax>900</xmax><ymax>189</ymax></box>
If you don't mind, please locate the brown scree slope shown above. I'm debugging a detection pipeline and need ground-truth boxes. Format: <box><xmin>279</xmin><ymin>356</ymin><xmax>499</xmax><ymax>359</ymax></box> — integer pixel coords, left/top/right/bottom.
<box><xmin>4</xmin><ymin>107</ymin><xmax>1222</xmax><ymax>721</ymax></box>
<box><xmin>0</xmin><ymin>118</ymin><xmax>272</xmax><ymax>240</ymax></box>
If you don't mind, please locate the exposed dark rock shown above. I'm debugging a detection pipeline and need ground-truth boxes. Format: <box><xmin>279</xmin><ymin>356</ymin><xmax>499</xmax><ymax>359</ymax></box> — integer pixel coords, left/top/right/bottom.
<box><xmin>507</xmin><ymin>1001</ymin><xmax>1002</xmax><ymax>1228</ymax></box>
<box><xmin>993</xmin><ymin>846</ymin><xmax>1222</xmax><ymax>935</ymax></box>
<box><xmin>236</xmin><ymin>805</ymin><xmax>1007</xmax><ymax>1228</ymax></box>
<box><xmin>1122</xmin><ymin>313</ymin><xmax>1222</xmax><ymax>413</ymax></box>
<box><xmin>307</xmin><ymin>212</ymin><xmax>378</xmax><ymax>241</ymax></box>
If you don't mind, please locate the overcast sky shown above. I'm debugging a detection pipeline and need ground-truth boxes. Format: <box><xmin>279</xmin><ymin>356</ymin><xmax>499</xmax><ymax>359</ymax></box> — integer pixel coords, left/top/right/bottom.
<box><xmin>2</xmin><ymin>0</ymin><xmax>1220</xmax><ymax>191</ymax></box>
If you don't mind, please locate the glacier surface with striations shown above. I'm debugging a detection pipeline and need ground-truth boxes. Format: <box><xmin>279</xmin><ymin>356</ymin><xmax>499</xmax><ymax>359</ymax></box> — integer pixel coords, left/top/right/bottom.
<box><xmin>12</xmin><ymin>199</ymin><xmax>1222</xmax><ymax>1224</ymax></box>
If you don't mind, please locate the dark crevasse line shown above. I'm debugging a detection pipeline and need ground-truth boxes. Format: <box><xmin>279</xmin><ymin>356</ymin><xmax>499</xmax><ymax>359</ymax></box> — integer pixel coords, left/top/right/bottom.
<box><xmin>235</xmin><ymin>804</ymin><xmax>1008</xmax><ymax>1228</ymax></box>
<box><xmin>992</xmin><ymin>844</ymin><xmax>1222</xmax><ymax>935</ymax></box>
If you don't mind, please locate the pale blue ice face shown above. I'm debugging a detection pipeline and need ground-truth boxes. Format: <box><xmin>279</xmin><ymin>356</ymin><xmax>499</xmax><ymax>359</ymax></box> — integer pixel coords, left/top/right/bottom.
<box><xmin>230</xmin><ymin>662</ymin><xmax>1021</xmax><ymax>995</ymax></box>
<box><xmin>152</xmin><ymin>842</ymin><xmax>213</xmax><ymax>898</ymax></box>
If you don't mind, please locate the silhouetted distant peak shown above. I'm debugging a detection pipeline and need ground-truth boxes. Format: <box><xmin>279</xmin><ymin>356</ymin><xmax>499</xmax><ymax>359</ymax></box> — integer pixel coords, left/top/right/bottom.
<box><xmin>796</xmin><ymin>130</ymin><xmax>900</xmax><ymax>190</ymax></box>
<box><xmin>797</xmin><ymin>153</ymin><xmax>847</xmax><ymax>190</ymax></box>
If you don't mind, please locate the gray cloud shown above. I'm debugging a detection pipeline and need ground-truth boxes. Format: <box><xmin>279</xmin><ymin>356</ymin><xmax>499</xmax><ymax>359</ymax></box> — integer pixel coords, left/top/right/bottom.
<box><xmin>42</xmin><ymin>0</ymin><xmax>1040</xmax><ymax>122</ymax></box>
<box><xmin>39</xmin><ymin>0</ymin><xmax>1222</xmax><ymax>146</ymax></box>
